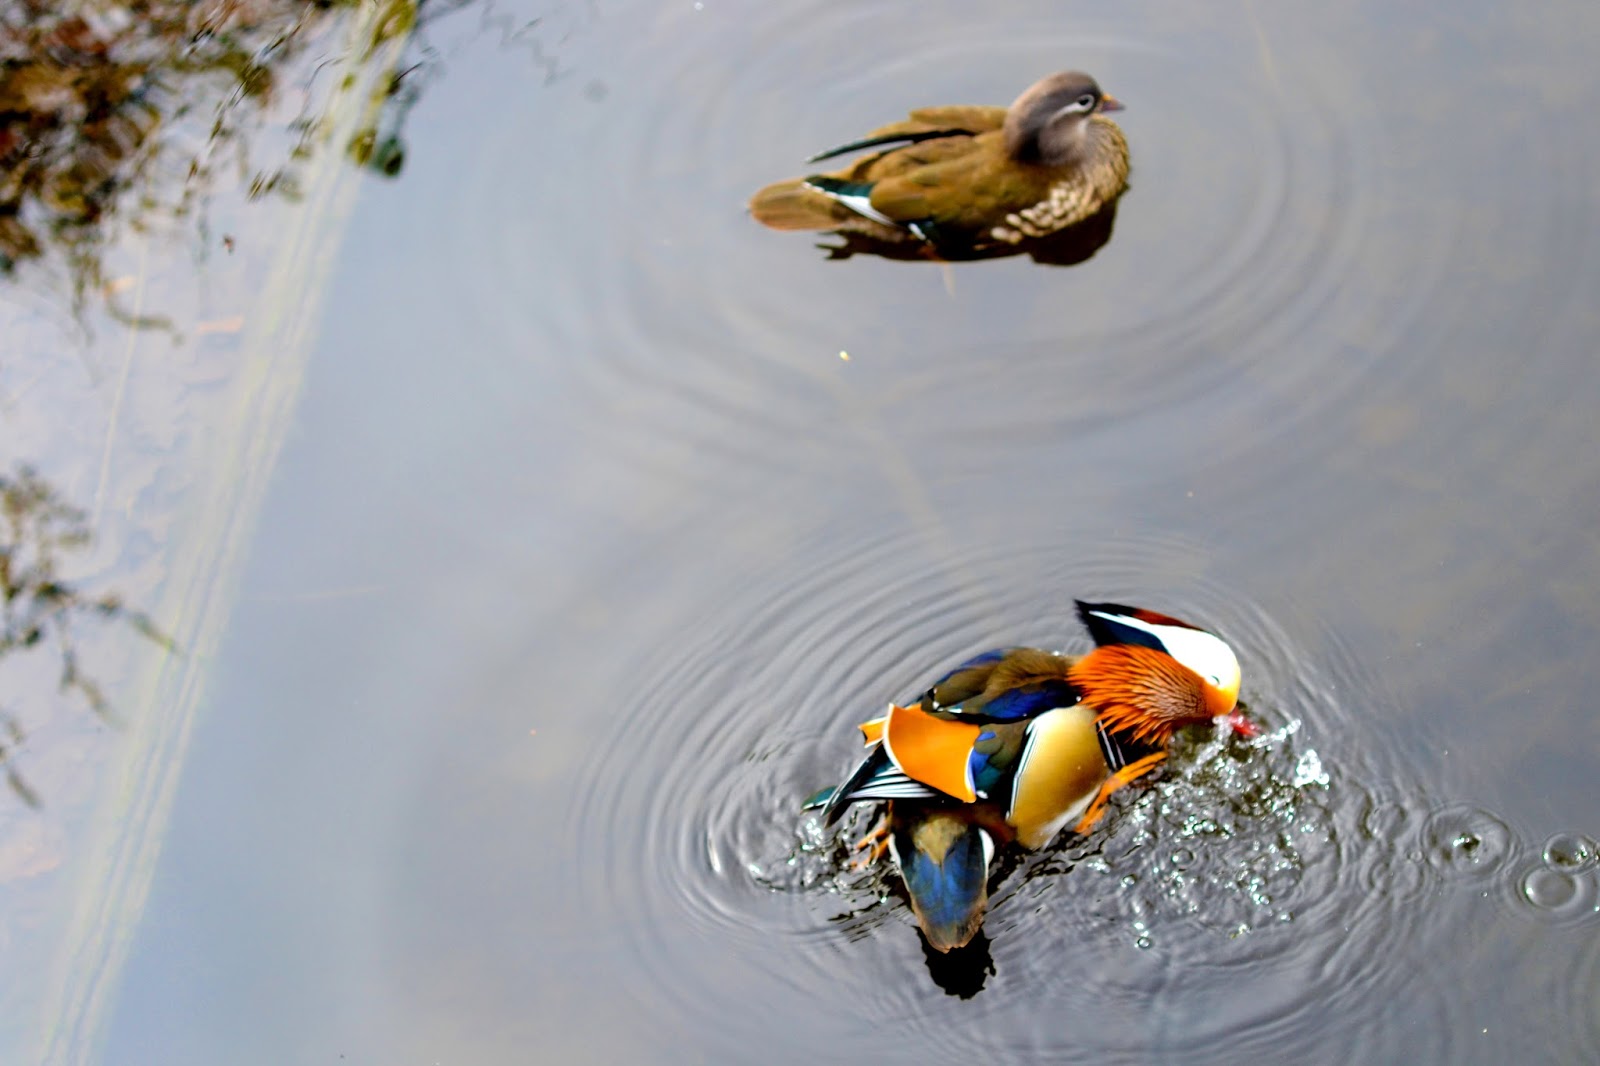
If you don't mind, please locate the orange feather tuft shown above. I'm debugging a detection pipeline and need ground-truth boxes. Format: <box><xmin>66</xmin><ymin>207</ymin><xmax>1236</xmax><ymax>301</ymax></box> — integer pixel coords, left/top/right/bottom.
<box><xmin>1066</xmin><ymin>644</ymin><xmax>1209</xmax><ymax>744</ymax></box>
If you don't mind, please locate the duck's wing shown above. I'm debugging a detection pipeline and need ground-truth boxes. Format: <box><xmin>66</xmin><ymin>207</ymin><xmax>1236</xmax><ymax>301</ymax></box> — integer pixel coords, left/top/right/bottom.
<box><xmin>873</xmin><ymin>702</ymin><xmax>1036</xmax><ymax>803</ymax></box>
<box><xmin>916</xmin><ymin>648</ymin><xmax>1011</xmax><ymax>707</ymax></box>
<box><xmin>810</xmin><ymin>649</ymin><xmax>1082</xmax><ymax>820</ymax></box>
<box><xmin>792</xmin><ymin>129</ymin><xmax>997</xmax><ymax>239</ymax></box>
<box><xmin>921</xmin><ymin>647</ymin><xmax>1082</xmax><ymax>722</ymax></box>
<box><xmin>812</xmin><ymin>742</ymin><xmax>942</xmax><ymax>826</ymax></box>
<box><xmin>866</xmin><ymin>137</ymin><xmax>1057</xmax><ymax>230</ymax></box>
<box><xmin>811</xmin><ymin>700</ymin><xmax>1034</xmax><ymax>823</ymax></box>
<box><xmin>805</xmin><ymin>104</ymin><xmax>1006</xmax><ymax>163</ymax></box>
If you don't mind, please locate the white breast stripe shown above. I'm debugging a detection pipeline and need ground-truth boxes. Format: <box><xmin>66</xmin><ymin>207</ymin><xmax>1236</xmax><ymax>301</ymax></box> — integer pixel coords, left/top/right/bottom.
<box><xmin>1009</xmin><ymin>719</ymin><xmax>1044</xmax><ymax>823</ymax></box>
<box><xmin>1096</xmin><ymin>720</ymin><xmax>1124</xmax><ymax>770</ymax></box>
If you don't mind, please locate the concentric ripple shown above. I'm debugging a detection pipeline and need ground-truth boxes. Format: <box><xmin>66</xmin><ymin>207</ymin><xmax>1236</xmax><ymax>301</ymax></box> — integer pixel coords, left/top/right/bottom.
<box><xmin>564</xmin><ymin>467</ymin><xmax>1600</xmax><ymax>1062</ymax></box>
<box><xmin>390</xmin><ymin>2</ymin><xmax>1600</xmax><ymax>1061</ymax></box>
<box><xmin>559</xmin><ymin>485</ymin><xmax>1531</xmax><ymax>1060</ymax></box>
<box><xmin>1420</xmin><ymin>804</ymin><xmax>1516</xmax><ymax>882</ymax></box>
<box><xmin>425</xmin><ymin>0</ymin><xmax>1480</xmax><ymax>494</ymax></box>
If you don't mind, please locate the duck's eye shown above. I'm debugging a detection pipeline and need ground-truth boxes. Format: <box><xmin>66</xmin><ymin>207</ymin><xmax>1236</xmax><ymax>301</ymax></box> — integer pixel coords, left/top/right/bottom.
<box><xmin>1076</xmin><ymin>93</ymin><xmax>1097</xmax><ymax>110</ymax></box>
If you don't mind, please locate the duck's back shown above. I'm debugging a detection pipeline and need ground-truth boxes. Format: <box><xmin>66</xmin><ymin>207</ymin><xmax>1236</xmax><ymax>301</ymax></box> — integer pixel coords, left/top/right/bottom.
<box><xmin>869</xmin><ymin>117</ymin><xmax>1129</xmax><ymax>243</ymax></box>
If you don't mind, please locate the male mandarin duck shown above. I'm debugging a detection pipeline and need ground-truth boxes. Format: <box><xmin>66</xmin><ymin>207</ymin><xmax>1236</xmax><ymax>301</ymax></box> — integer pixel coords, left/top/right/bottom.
<box><xmin>748</xmin><ymin>70</ymin><xmax>1129</xmax><ymax>257</ymax></box>
<box><xmin>805</xmin><ymin>601</ymin><xmax>1254</xmax><ymax>952</ymax></box>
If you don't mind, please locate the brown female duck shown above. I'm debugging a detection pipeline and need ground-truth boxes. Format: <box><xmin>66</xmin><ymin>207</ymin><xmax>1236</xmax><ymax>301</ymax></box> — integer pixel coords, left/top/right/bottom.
<box><xmin>749</xmin><ymin>71</ymin><xmax>1130</xmax><ymax>257</ymax></box>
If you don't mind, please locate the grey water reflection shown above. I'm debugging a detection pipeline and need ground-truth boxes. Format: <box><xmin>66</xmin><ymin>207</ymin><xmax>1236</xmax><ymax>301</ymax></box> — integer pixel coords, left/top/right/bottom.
<box><xmin>3</xmin><ymin>0</ymin><xmax>1600</xmax><ymax>1064</ymax></box>
<box><xmin>0</xmin><ymin>0</ymin><xmax>456</xmax><ymax>1061</ymax></box>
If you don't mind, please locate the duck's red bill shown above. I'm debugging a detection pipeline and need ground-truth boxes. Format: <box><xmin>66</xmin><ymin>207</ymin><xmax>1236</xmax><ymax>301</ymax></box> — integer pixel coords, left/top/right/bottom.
<box><xmin>1223</xmin><ymin>713</ymin><xmax>1259</xmax><ymax>738</ymax></box>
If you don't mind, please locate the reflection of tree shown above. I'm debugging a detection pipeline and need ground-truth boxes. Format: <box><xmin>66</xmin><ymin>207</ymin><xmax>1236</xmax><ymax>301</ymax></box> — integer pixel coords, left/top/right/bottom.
<box><xmin>0</xmin><ymin>465</ymin><xmax>171</xmax><ymax>806</ymax></box>
<box><xmin>0</xmin><ymin>0</ymin><xmax>428</xmax><ymax>309</ymax></box>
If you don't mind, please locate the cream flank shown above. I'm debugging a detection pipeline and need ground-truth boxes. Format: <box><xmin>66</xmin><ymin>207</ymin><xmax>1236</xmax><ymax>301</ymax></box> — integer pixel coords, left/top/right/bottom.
<box><xmin>1007</xmin><ymin>704</ymin><xmax>1108</xmax><ymax>848</ymax></box>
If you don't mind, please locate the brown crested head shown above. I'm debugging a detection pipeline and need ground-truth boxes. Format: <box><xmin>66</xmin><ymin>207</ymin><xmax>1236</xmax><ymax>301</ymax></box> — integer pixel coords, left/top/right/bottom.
<box><xmin>1066</xmin><ymin>643</ymin><xmax>1233</xmax><ymax>745</ymax></box>
<box><xmin>1002</xmin><ymin>70</ymin><xmax>1123</xmax><ymax>167</ymax></box>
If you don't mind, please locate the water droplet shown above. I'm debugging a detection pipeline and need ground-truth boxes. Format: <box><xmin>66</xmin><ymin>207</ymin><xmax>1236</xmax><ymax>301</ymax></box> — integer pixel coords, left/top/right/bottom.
<box><xmin>1121</xmin><ymin>874</ymin><xmax>1139</xmax><ymax>889</ymax></box>
<box><xmin>1171</xmin><ymin>847</ymin><xmax>1195</xmax><ymax>869</ymax></box>
<box><xmin>1292</xmin><ymin>749</ymin><xmax>1329</xmax><ymax>788</ymax></box>
<box><xmin>1543</xmin><ymin>832</ymin><xmax>1597</xmax><ymax>874</ymax></box>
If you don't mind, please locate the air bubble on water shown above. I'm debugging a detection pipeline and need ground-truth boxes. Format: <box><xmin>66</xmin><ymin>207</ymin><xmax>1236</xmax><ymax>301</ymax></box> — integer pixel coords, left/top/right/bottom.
<box><xmin>1542</xmin><ymin>832</ymin><xmax>1597</xmax><ymax>874</ymax></box>
<box><xmin>1422</xmin><ymin>805</ymin><xmax>1512</xmax><ymax>879</ymax></box>
<box><xmin>1521</xmin><ymin>867</ymin><xmax>1578</xmax><ymax>910</ymax></box>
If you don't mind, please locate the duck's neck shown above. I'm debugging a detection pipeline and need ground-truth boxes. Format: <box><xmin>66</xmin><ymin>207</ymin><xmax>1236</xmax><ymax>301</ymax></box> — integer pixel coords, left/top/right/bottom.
<box><xmin>1008</xmin><ymin>115</ymin><xmax>1124</xmax><ymax>172</ymax></box>
<box><xmin>1067</xmin><ymin>644</ymin><xmax>1207</xmax><ymax>746</ymax></box>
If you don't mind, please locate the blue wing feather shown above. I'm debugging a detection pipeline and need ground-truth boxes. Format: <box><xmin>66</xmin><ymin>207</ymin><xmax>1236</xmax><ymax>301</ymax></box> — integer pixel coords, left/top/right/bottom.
<box><xmin>920</xmin><ymin>651</ymin><xmax>1078</xmax><ymax>722</ymax></box>
<box><xmin>975</xmin><ymin>682</ymin><xmax>1078</xmax><ymax>721</ymax></box>
<box><xmin>968</xmin><ymin>741</ymin><xmax>1006</xmax><ymax>799</ymax></box>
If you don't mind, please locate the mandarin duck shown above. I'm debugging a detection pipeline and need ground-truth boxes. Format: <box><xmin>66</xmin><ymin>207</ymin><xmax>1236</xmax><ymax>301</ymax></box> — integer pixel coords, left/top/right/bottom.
<box><xmin>805</xmin><ymin>601</ymin><xmax>1253</xmax><ymax>952</ymax></box>
<box><xmin>748</xmin><ymin>71</ymin><xmax>1129</xmax><ymax>258</ymax></box>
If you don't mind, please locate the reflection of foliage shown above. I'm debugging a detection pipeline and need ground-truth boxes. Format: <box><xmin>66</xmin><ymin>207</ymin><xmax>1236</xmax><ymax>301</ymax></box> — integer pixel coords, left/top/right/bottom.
<box><xmin>0</xmin><ymin>0</ymin><xmax>426</xmax><ymax>308</ymax></box>
<box><xmin>0</xmin><ymin>465</ymin><xmax>172</xmax><ymax>806</ymax></box>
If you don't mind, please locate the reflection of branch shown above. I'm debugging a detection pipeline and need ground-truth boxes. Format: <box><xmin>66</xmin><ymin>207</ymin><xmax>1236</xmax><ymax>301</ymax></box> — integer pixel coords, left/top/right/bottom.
<box><xmin>0</xmin><ymin>1</ymin><xmax>429</xmax><ymax>315</ymax></box>
<box><xmin>0</xmin><ymin>465</ymin><xmax>175</xmax><ymax>806</ymax></box>
<box><xmin>1</xmin><ymin>715</ymin><xmax>40</xmax><ymax>808</ymax></box>
<box><xmin>471</xmin><ymin>0</ymin><xmax>597</xmax><ymax>85</ymax></box>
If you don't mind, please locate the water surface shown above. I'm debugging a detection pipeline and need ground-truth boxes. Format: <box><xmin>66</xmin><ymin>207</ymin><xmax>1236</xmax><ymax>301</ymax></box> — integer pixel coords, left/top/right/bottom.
<box><xmin>4</xmin><ymin>0</ymin><xmax>1599</xmax><ymax>1063</ymax></box>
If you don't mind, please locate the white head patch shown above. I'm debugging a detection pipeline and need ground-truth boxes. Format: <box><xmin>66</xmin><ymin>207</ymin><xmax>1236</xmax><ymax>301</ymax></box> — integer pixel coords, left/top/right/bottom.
<box><xmin>1091</xmin><ymin>610</ymin><xmax>1241</xmax><ymax>694</ymax></box>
